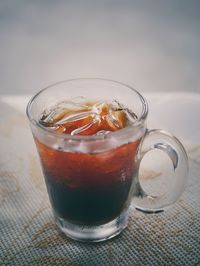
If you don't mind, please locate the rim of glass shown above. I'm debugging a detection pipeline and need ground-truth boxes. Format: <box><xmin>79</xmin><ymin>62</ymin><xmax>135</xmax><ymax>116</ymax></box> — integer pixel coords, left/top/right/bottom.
<box><xmin>26</xmin><ymin>78</ymin><xmax>148</xmax><ymax>141</ymax></box>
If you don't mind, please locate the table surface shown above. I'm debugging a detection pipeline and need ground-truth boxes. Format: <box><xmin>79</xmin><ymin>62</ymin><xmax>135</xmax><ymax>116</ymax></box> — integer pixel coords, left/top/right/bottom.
<box><xmin>0</xmin><ymin>93</ymin><xmax>200</xmax><ymax>266</ymax></box>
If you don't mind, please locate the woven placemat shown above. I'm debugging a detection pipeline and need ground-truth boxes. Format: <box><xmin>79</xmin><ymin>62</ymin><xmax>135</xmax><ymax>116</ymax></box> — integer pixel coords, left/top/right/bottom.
<box><xmin>0</xmin><ymin>99</ymin><xmax>199</xmax><ymax>266</ymax></box>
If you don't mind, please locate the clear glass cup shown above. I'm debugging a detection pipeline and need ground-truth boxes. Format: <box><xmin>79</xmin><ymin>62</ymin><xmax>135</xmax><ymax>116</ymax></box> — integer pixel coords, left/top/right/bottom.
<box><xmin>26</xmin><ymin>78</ymin><xmax>188</xmax><ymax>242</ymax></box>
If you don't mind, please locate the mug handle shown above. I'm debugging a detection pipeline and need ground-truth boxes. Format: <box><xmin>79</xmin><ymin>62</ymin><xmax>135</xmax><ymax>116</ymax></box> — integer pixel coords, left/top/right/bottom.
<box><xmin>132</xmin><ymin>129</ymin><xmax>189</xmax><ymax>213</ymax></box>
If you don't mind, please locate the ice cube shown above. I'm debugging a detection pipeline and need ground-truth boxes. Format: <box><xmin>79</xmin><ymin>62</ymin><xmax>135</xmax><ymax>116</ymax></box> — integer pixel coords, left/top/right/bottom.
<box><xmin>39</xmin><ymin>98</ymin><xmax>92</xmax><ymax>126</ymax></box>
<box><xmin>108</xmin><ymin>110</ymin><xmax>127</xmax><ymax>129</ymax></box>
<box><xmin>55</xmin><ymin>111</ymin><xmax>96</xmax><ymax>125</ymax></box>
<box><xmin>71</xmin><ymin>120</ymin><xmax>97</xmax><ymax>135</ymax></box>
<box><xmin>39</xmin><ymin>107</ymin><xmax>61</xmax><ymax>127</ymax></box>
<box><xmin>112</xmin><ymin>100</ymin><xmax>138</xmax><ymax>124</ymax></box>
<box><xmin>39</xmin><ymin>98</ymin><xmax>137</xmax><ymax>136</ymax></box>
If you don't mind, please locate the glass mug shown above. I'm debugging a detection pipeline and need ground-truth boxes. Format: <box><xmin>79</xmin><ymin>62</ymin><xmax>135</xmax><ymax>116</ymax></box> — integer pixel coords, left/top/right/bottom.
<box><xmin>26</xmin><ymin>79</ymin><xmax>188</xmax><ymax>242</ymax></box>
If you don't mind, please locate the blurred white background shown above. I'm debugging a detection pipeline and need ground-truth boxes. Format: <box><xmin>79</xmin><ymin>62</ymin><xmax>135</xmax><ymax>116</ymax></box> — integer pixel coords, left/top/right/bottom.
<box><xmin>0</xmin><ymin>0</ymin><xmax>199</xmax><ymax>95</ymax></box>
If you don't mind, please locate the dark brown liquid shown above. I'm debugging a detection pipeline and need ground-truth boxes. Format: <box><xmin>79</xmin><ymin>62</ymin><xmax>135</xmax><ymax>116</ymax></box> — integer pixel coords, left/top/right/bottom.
<box><xmin>36</xmin><ymin>139</ymin><xmax>140</xmax><ymax>225</ymax></box>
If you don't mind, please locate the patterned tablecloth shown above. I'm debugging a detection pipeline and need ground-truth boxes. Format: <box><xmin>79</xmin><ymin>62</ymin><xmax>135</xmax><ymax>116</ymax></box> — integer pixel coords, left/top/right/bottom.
<box><xmin>0</xmin><ymin>93</ymin><xmax>200</xmax><ymax>266</ymax></box>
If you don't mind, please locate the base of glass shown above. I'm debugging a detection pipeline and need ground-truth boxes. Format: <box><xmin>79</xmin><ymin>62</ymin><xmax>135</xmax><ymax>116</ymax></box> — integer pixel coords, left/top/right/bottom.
<box><xmin>55</xmin><ymin>210</ymin><xmax>129</xmax><ymax>242</ymax></box>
